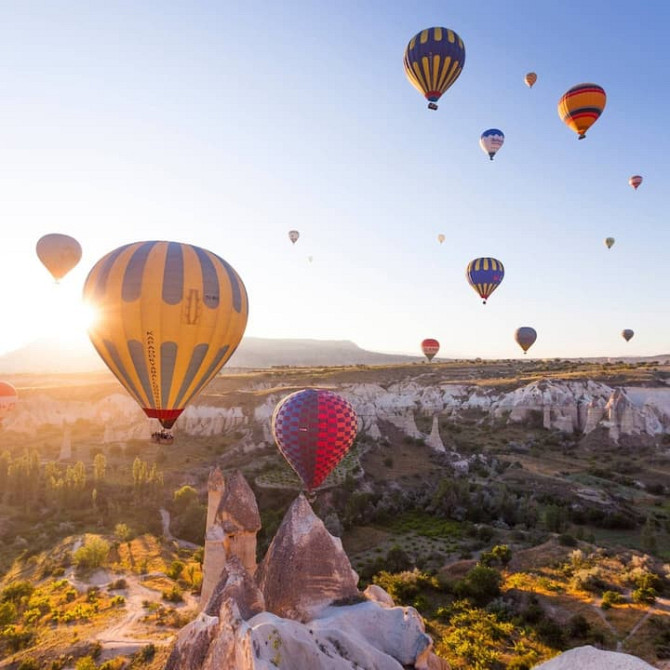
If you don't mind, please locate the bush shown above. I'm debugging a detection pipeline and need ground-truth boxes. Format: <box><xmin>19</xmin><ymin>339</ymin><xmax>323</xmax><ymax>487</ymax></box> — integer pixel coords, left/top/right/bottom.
<box><xmin>162</xmin><ymin>585</ymin><xmax>183</xmax><ymax>603</ymax></box>
<box><xmin>167</xmin><ymin>560</ymin><xmax>185</xmax><ymax>580</ymax></box>
<box><xmin>73</xmin><ymin>536</ymin><xmax>110</xmax><ymax>570</ymax></box>
<box><xmin>75</xmin><ymin>658</ymin><xmax>97</xmax><ymax>670</ymax></box>
<box><xmin>601</xmin><ymin>590</ymin><xmax>625</xmax><ymax>609</ymax></box>
<box><xmin>454</xmin><ymin>565</ymin><xmax>502</xmax><ymax>606</ymax></box>
<box><xmin>558</xmin><ymin>533</ymin><xmax>578</xmax><ymax>547</ymax></box>
<box><xmin>633</xmin><ymin>587</ymin><xmax>657</xmax><ymax>604</ymax></box>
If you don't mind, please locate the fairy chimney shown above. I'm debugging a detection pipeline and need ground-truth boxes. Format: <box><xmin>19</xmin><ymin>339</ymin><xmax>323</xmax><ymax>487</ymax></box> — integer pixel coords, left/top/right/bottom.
<box><xmin>200</xmin><ymin>470</ymin><xmax>261</xmax><ymax>609</ymax></box>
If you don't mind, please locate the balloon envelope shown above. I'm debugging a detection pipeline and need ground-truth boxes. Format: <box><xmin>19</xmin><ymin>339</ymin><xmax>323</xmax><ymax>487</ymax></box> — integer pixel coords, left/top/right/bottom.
<box><xmin>403</xmin><ymin>27</ymin><xmax>465</xmax><ymax>110</ymax></box>
<box><xmin>288</xmin><ymin>230</ymin><xmax>299</xmax><ymax>244</ymax></box>
<box><xmin>83</xmin><ymin>241</ymin><xmax>248</xmax><ymax>429</ymax></box>
<box><xmin>524</xmin><ymin>72</ymin><xmax>537</xmax><ymax>88</ymax></box>
<box><xmin>421</xmin><ymin>338</ymin><xmax>440</xmax><ymax>361</ymax></box>
<box><xmin>36</xmin><ymin>234</ymin><xmax>82</xmax><ymax>281</ymax></box>
<box><xmin>515</xmin><ymin>327</ymin><xmax>537</xmax><ymax>354</ymax></box>
<box><xmin>437</xmin><ymin>234</ymin><xmax>445</xmax><ymax>244</ymax></box>
<box><xmin>622</xmin><ymin>329</ymin><xmax>634</xmax><ymax>342</ymax></box>
<box><xmin>480</xmin><ymin>129</ymin><xmax>504</xmax><ymax>160</ymax></box>
<box><xmin>605</xmin><ymin>237</ymin><xmax>615</xmax><ymax>249</ymax></box>
<box><xmin>558</xmin><ymin>83</ymin><xmax>606</xmax><ymax>139</ymax></box>
<box><xmin>629</xmin><ymin>175</ymin><xmax>643</xmax><ymax>190</ymax></box>
<box><xmin>271</xmin><ymin>389</ymin><xmax>358</xmax><ymax>492</ymax></box>
<box><xmin>0</xmin><ymin>382</ymin><xmax>18</xmax><ymax>418</ymax></box>
<box><xmin>466</xmin><ymin>258</ymin><xmax>504</xmax><ymax>304</ymax></box>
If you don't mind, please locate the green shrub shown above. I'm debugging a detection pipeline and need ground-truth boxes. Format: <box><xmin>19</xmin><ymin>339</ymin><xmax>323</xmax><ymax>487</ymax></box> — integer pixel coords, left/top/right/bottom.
<box><xmin>73</xmin><ymin>536</ymin><xmax>110</xmax><ymax>570</ymax></box>
<box><xmin>601</xmin><ymin>590</ymin><xmax>625</xmax><ymax>609</ymax></box>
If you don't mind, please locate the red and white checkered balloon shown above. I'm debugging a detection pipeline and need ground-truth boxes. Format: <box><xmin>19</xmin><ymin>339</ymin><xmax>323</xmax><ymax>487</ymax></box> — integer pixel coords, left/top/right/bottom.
<box><xmin>271</xmin><ymin>389</ymin><xmax>358</xmax><ymax>492</ymax></box>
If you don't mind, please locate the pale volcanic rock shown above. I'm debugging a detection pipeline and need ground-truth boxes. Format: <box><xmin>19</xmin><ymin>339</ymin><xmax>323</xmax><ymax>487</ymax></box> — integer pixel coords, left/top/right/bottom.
<box><xmin>425</xmin><ymin>415</ymin><xmax>446</xmax><ymax>452</ymax></box>
<box><xmin>532</xmin><ymin>645</ymin><xmax>655</xmax><ymax>669</ymax></box>
<box><xmin>164</xmin><ymin>611</ymin><xmax>219</xmax><ymax>670</ymax></box>
<box><xmin>204</xmin><ymin>556</ymin><xmax>264</xmax><ymax>621</ymax></box>
<box><xmin>364</xmin><ymin>584</ymin><xmax>395</xmax><ymax>607</ymax></box>
<box><xmin>201</xmin><ymin>470</ymin><xmax>261</xmax><ymax>608</ymax></box>
<box><xmin>604</xmin><ymin>387</ymin><xmax>664</xmax><ymax>443</ymax></box>
<box><xmin>179</xmin><ymin>404</ymin><xmax>247</xmax><ymax>436</ymax></box>
<box><xmin>256</xmin><ymin>494</ymin><xmax>359</xmax><ymax>622</ymax></box>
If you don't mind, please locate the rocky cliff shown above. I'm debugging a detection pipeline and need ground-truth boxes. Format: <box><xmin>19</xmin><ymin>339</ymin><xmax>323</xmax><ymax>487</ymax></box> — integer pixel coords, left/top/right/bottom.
<box><xmin>4</xmin><ymin>378</ymin><xmax>669</xmax><ymax>448</ymax></box>
<box><xmin>168</xmin><ymin>493</ymin><xmax>448</xmax><ymax>669</ymax></box>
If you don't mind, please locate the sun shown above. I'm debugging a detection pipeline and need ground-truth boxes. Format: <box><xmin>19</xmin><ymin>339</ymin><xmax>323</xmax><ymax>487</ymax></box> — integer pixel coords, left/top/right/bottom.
<box><xmin>47</xmin><ymin>290</ymin><xmax>99</xmax><ymax>348</ymax></box>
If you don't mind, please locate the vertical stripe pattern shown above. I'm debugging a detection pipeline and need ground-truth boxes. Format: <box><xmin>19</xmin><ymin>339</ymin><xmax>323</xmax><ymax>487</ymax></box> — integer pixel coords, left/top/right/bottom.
<box><xmin>404</xmin><ymin>26</ymin><xmax>465</xmax><ymax>108</ymax></box>
<box><xmin>466</xmin><ymin>257</ymin><xmax>505</xmax><ymax>302</ymax></box>
<box><xmin>83</xmin><ymin>241</ymin><xmax>249</xmax><ymax>429</ymax></box>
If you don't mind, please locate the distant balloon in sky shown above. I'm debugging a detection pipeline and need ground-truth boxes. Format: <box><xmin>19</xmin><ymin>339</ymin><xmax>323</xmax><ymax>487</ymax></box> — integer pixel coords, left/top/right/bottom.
<box><xmin>605</xmin><ymin>237</ymin><xmax>615</xmax><ymax>249</ymax></box>
<box><xmin>288</xmin><ymin>230</ymin><xmax>299</xmax><ymax>244</ymax></box>
<box><xmin>36</xmin><ymin>234</ymin><xmax>82</xmax><ymax>282</ymax></box>
<box><xmin>307</xmin><ymin>256</ymin><xmax>313</xmax><ymax>263</ymax></box>
<box><xmin>524</xmin><ymin>72</ymin><xmax>537</xmax><ymax>88</ymax></box>
<box><xmin>421</xmin><ymin>338</ymin><xmax>440</xmax><ymax>362</ymax></box>
<box><xmin>558</xmin><ymin>83</ymin><xmax>606</xmax><ymax>139</ymax></box>
<box><xmin>515</xmin><ymin>327</ymin><xmax>537</xmax><ymax>354</ymax></box>
<box><xmin>271</xmin><ymin>389</ymin><xmax>358</xmax><ymax>492</ymax></box>
<box><xmin>83</xmin><ymin>241</ymin><xmax>248</xmax><ymax>430</ymax></box>
<box><xmin>437</xmin><ymin>234</ymin><xmax>445</xmax><ymax>244</ymax></box>
<box><xmin>403</xmin><ymin>26</ymin><xmax>466</xmax><ymax>110</ymax></box>
<box><xmin>629</xmin><ymin>175</ymin><xmax>643</xmax><ymax>190</ymax></box>
<box><xmin>622</xmin><ymin>329</ymin><xmax>634</xmax><ymax>342</ymax></box>
<box><xmin>480</xmin><ymin>129</ymin><xmax>504</xmax><ymax>160</ymax></box>
<box><xmin>466</xmin><ymin>257</ymin><xmax>504</xmax><ymax>304</ymax></box>
<box><xmin>0</xmin><ymin>382</ymin><xmax>18</xmax><ymax>419</ymax></box>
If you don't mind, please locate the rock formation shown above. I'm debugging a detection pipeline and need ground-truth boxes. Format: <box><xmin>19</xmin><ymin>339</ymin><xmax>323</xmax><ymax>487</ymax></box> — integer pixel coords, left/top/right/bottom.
<box><xmin>169</xmin><ymin>491</ymin><xmax>448</xmax><ymax>669</ymax></box>
<box><xmin>200</xmin><ymin>469</ymin><xmax>261</xmax><ymax>609</ymax></box>
<box><xmin>4</xmin><ymin>377</ymin><xmax>670</xmax><ymax>448</ymax></box>
<box><xmin>425</xmin><ymin>415</ymin><xmax>446</xmax><ymax>452</ymax></box>
<box><xmin>532</xmin><ymin>645</ymin><xmax>656</xmax><ymax>669</ymax></box>
<box><xmin>256</xmin><ymin>494</ymin><xmax>359</xmax><ymax>622</ymax></box>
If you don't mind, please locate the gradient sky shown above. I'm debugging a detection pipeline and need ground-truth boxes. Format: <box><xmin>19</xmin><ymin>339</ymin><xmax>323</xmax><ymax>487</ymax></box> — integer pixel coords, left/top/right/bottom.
<box><xmin>0</xmin><ymin>0</ymin><xmax>667</xmax><ymax>360</ymax></box>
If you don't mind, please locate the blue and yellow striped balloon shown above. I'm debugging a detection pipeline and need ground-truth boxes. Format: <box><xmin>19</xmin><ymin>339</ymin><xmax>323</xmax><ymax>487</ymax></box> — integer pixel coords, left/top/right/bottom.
<box><xmin>403</xmin><ymin>27</ymin><xmax>465</xmax><ymax>110</ymax></box>
<box><xmin>466</xmin><ymin>257</ymin><xmax>505</xmax><ymax>304</ymax></box>
<box><xmin>83</xmin><ymin>241</ymin><xmax>248</xmax><ymax>429</ymax></box>
<box><xmin>558</xmin><ymin>83</ymin><xmax>606</xmax><ymax>140</ymax></box>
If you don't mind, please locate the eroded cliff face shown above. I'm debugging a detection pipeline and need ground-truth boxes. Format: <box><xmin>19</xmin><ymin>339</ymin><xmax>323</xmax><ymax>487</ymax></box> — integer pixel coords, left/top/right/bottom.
<box><xmin>168</xmin><ymin>494</ymin><xmax>447</xmax><ymax>670</ymax></box>
<box><xmin>5</xmin><ymin>379</ymin><xmax>669</xmax><ymax>447</ymax></box>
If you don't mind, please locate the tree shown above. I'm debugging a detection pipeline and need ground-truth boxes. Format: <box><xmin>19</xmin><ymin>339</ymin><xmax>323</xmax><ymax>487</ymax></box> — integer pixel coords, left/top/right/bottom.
<box><xmin>93</xmin><ymin>453</ymin><xmax>106</xmax><ymax>482</ymax></box>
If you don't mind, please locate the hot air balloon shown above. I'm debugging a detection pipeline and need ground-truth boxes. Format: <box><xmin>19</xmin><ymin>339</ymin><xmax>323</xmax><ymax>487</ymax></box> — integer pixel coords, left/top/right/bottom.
<box><xmin>480</xmin><ymin>129</ymin><xmax>504</xmax><ymax>160</ymax></box>
<box><xmin>421</xmin><ymin>338</ymin><xmax>440</xmax><ymax>362</ymax></box>
<box><xmin>466</xmin><ymin>258</ymin><xmax>504</xmax><ymax>304</ymax></box>
<box><xmin>524</xmin><ymin>72</ymin><xmax>537</xmax><ymax>88</ymax></box>
<box><xmin>403</xmin><ymin>27</ymin><xmax>466</xmax><ymax>110</ymax></box>
<box><xmin>288</xmin><ymin>230</ymin><xmax>299</xmax><ymax>244</ymax></box>
<box><xmin>558</xmin><ymin>83</ymin><xmax>606</xmax><ymax>139</ymax></box>
<box><xmin>629</xmin><ymin>175</ymin><xmax>643</xmax><ymax>190</ymax></box>
<box><xmin>0</xmin><ymin>382</ymin><xmax>18</xmax><ymax>420</ymax></box>
<box><xmin>36</xmin><ymin>234</ymin><xmax>82</xmax><ymax>282</ymax></box>
<box><xmin>515</xmin><ymin>327</ymin><xmax>537</xmax><ymax>354</ymax></box>
<box><xmin>437</xmin><ymin>234</ymin><xmax>445</xmax><ymax>244</ymax></box>
<box><xmin>83</xmin><ymin>241</ymin><xmax>248</xmax><ymax>432</ymax></box>
<box><xmin>307</xmin><ymin>256</ymin><xmax>313</xmax><ymax>263</ymax></box>
<box><xmin>605</xmin><ymin>237</ymin><xmax>615</xmax><ymax>249</ymax></box>
<box><xmin>622</xmin><ymin>329</ymin><xmax>634</xmax><ymax>342</ymax></box>
<box><xmin>271</xmin><ymin>389</ymin><xmax>358</xmax><ymax>492</ymax></box>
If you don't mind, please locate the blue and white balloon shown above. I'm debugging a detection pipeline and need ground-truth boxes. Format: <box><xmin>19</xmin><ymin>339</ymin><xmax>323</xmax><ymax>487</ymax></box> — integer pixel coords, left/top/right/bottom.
<box><xmin>480</xmin><ymin>129</ymin><xmax>505</xmax><ymax>161</ymax></box>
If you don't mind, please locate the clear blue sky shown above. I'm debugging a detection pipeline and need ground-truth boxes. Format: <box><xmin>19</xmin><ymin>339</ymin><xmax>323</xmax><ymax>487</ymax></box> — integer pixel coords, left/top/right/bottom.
<box><xmin>0</xmin><ymin>0</ymin><xmax>667</xmax><ymax>360</ymax></box>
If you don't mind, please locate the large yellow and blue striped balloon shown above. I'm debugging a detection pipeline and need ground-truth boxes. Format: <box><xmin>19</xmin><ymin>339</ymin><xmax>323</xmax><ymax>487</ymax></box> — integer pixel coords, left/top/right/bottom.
<box><xmin>466</xmin><ymin>257</ymin><xmax>504</xmax><ymax>304</ymax></box>
<box><xmin>558</xmin><ymin>83</ymin><xmax>606</xmax><ymax>140</ymax></box>
<box><xmin>83</xmin><ymin>241</ymin><xmax>248</xmax><ymax>429</ymax></box>
<box><xmin>403</xmin><ymin>27</ymin><xmax>465</xmax><ymax>110</ymax></box>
